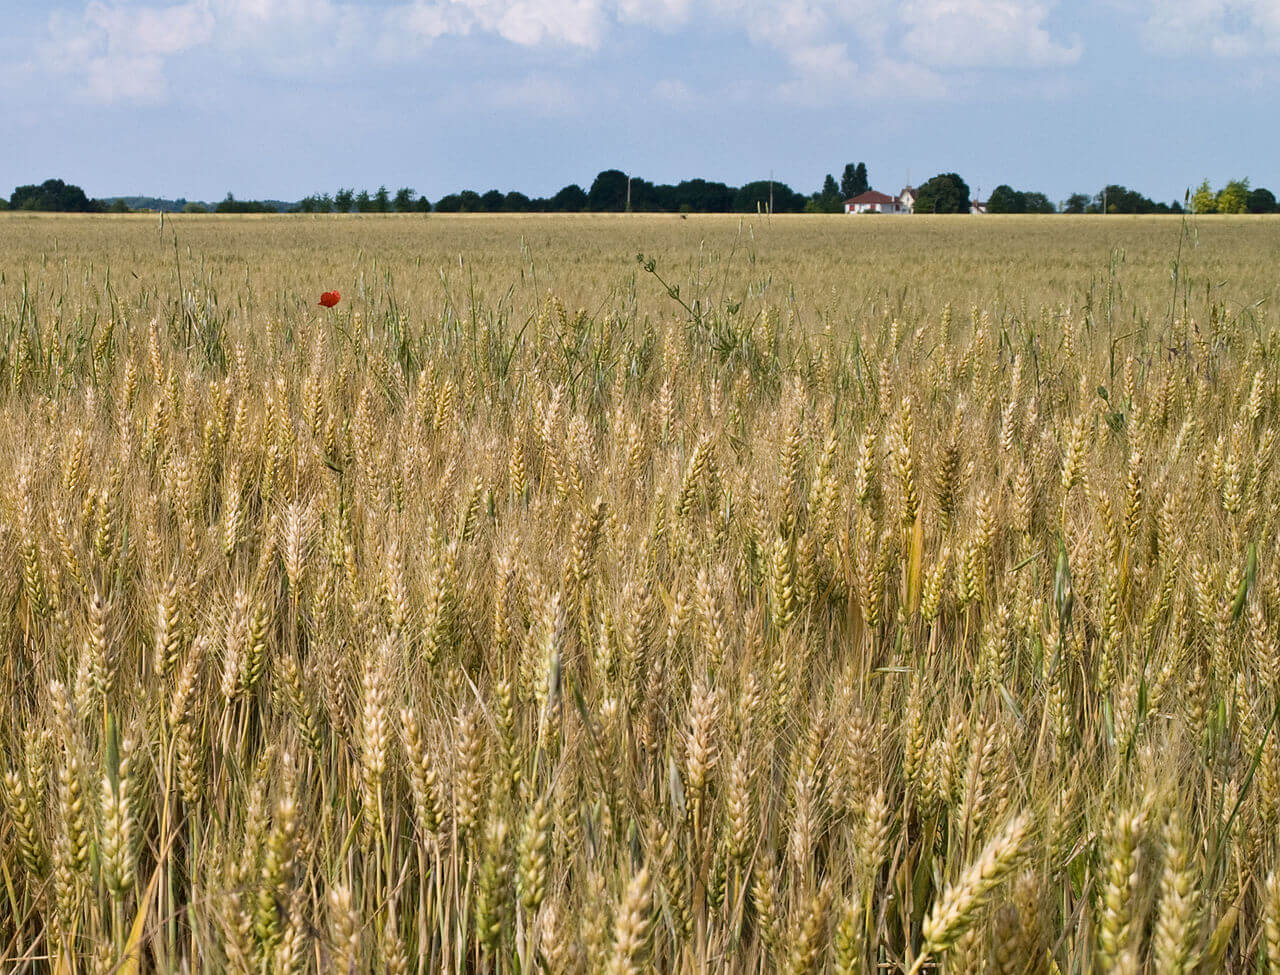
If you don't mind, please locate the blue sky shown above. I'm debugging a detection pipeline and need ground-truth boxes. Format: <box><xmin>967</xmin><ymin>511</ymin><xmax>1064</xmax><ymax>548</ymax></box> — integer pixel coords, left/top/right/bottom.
<box><xmin>2</xmin><ymin>0</ymin><xmax>1277</xmax><ymax>205</ymax></box>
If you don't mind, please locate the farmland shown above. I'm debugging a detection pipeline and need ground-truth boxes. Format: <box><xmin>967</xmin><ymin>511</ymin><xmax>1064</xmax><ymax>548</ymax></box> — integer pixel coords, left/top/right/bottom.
<box><xmin>1</xmin><ymin>212</ymin><xmax>1279</xmax><ymax>973</ymax></box>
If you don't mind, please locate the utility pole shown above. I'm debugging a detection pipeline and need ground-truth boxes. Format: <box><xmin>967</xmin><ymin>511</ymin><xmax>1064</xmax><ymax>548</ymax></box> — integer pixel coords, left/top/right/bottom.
<box><xmin>769</xmin><ymin>170</ymin><xmax>774</xmax><ymax>215</ymax></box>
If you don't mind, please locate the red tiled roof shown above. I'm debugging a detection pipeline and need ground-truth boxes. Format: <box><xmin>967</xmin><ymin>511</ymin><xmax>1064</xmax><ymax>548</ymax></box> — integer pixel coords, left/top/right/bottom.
<box><xmin>846</xmin><ymin>191</ymin><xmax>898</xmax><ymax>205</ymax></box>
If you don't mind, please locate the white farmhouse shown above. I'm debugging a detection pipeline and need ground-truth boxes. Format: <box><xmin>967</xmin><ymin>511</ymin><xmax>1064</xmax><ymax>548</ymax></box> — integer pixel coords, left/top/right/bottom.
<box><xmin>844</xmin><ymin>190</ymin><xmax>908</xmax><ymax>214</ymax></box>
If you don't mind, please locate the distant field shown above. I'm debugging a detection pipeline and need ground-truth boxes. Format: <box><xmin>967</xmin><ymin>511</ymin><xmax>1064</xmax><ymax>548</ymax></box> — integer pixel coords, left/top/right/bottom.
<box><xmin>3</xmin><ymin>212</ymin><xmax>1277</xmax><ymax>322</ymax></box>
<box><xmin>1</xmin><ymin>212</ymin><xmax>1279</xmax><ymax>973</ymax></box>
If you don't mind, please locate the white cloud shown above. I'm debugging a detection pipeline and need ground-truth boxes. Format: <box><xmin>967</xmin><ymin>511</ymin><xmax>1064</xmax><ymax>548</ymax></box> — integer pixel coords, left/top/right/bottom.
<box><xmin>902</xmin><ymin>0</ymin><xmax>1082</xmax><ymax>67</ymax></box>
<box><xmin>1138</xmin><ymin>0</ymin><xmax>1280</xmax><ymax>56</ymax></box>
<box><xmin>399</xmin><ymin>0</ymin><xmax>607</xmax><ymax>47</ymax></box>
<box><xmin>41</xmin><ymin>0</ymin><xmax>1086</xmax><ymax>105</ymax></box>
<box><xmin>617</xmin><ymin>0</ymin><xmax>693</xmax><ymax>28</ymax></box>
<box><xmin>46</xmin><ymin>1</ymin><xmax>215</xmax><ymax>101</ymax></box>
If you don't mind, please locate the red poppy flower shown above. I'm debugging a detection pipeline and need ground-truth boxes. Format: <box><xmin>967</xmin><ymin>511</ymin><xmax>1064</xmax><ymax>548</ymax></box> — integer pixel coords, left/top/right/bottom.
<box><xmin>319</xmin><ymin>290</ymin><xmax>341</xmax><ymax>308</ymax></box>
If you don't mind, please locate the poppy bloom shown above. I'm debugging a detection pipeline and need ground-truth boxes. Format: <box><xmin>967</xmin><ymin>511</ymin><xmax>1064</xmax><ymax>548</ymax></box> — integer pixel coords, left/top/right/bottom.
<box><xmin>319</xmin><ymin>290</ymin><xmax>341</xmax><ymax>308</ymax></box>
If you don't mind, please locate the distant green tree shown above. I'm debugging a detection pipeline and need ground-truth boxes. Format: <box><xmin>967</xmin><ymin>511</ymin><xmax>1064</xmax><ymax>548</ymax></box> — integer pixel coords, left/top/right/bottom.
<box><xmin>354</xmin><ymin>189</ymin><xmax>372</xmax><ymax>212</ymax></box>
<box><xmin>415</xmin><ymin>196</ymin><xmax>431</xmax><ymax>213</ymax></box>
<box><xmin>1216</xmin><ymin>179</ymin><xmax>1249</xmax><ymax>214</ymax></box>
<box><xmin>434</xmin><ymin>194</ymin><xmax>463</xmax><ymax>212</ymax></box>
<box><xmin>914</xmin><ymin>173</ymin><xmax>971</xmax><ymax>214</ymax></box>
<box><xmin>667</xmin><ymin>179</ymin><xmax>733</xmax><ymax>212</ymax></box>
<box><xmin>0</xmin><ymin>196</ymin><xmax>7</xmax><ymax>210</ymax></box>
<box><xmin>215</xmin><ymin>194</ymin><xmax>275</xmax><ymax>213</ymax></box>
<box><xmin>984</xmin><ymin>186</ymin><xmax>1056</xmax><ymax>214</ymax></box>
<box><xmin>373</xmin><ymin>186</ymin><xmax>391</xmax><ymax>212</ymax></box>
<box><xmin>458</xmin><ymin>190</ymin><xmax>482</xmax><ymax>212</ymax></box>
<box><xmin>818</xmin><ymin>174</ymin><xmax>842</xmax><ymax>213</ymax></box>
<box><xmin>108</xmin><ymin>199</ymin><xmax>131</xmax><ymax>213</ymax></box>
<box><xmin>393</xmin><ymin>187</ymin><xmax>415</xmax><ymax>212</ymax></box>
<box><xmin>1064</xmin><ymin>193</ymin><xmax>1091</xmax><ymax>214</ymax></box>
<box><xmin>480</xmin><ymin>189</ymin><xmax>505</xmax><ymax>211</ymax></box>
<box><xmin>840</xmin><ymin>162</ymin><xmax>869</xmax><ymax>198</ymax></box>
<box><xmin>183</xmin><ymin>202</ymin><xmax>208</xmax><ymax>213</ymax></box>
<box><xmin>319</xmin><ymin>193</ymin><xmax>334</xmax><ymax>212</ymax></box>
<box><xmin>986</xmin><ymin>185</ymin><xmax>1026</xmax><ymax>213</ymax></box>
<box><xmin>335</xmin><ymin>188</ymin><xmax>354</xmax><ymax>213</ymax></box>
<box><xmin>504</xmin><ymin>191</ymin><xmax>531</xmax><ymax>211</ymax></box>
<box><xmin>588</xmin><ymin>170</ymin><xmax>629</xmax><ymax>211</ymax></box>
<box><xmin>1191</xmin><ymin>179</ymin><xmax>1216</xmax><ymax>214</ymax></box>
<box><xmin>552</xmin><ymin>184</ymin><xmax>588</xmax><ymax>211</ymax></box>
<box><xmin>734</xmin><ymin>180</ymin><xmax>806</xmax><ymax>213</ymax></box>
<box><xmin>1097</xmin><ymin>185</ymin><xmax>1158</xmax><ymax>214</ymax></box>
<box><xmin>1023</xmin><ymin>192</ymin><xmax>1056</xmax><ymax>214</ymax></box>
<box><xmin>626</xmin><ymin>177</ymin><xmax>660</xmax><ymax>211</ymax></box>
<box><xmin>1247</xmin><ymin>187</ymin><xmax>1277</xmax><ymax>213</ymax></box>
<box><xmin>846</xmin><ymin>163</ymin><xmax>869</xmax><ymax>197</ymax></box>
<box><xmin>11</xmin><ymin>178</ymin><xmax>100</xmax><ymax>212</ymax></box>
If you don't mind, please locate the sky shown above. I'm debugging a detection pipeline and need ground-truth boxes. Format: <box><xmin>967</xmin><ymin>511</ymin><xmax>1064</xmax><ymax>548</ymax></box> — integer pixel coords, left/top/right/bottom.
<box><xmin>2</xmin><ymin>0</ymin><xmax>1278</xmax><ymax>205</ymax></box>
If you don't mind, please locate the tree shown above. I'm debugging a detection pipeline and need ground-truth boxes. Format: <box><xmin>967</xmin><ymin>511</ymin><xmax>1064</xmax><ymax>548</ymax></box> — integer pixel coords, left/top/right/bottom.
<box><xmin>1216</xmin><ymin>179</ymin><xmax>1249</xmax><ymax>214</ymax></box>
<box><xmin>986</xmin><ymin>185</ymin><xmax>1055</xmax><ymax>214</ymax></box>
<box><xmin>1096</xmin><ymin>185</ymin><xmax>1157</xmax><ymax>214</ymax></box>
<box><xmin>817</xmin><ymin>174</ymin><xmax>842</xmax><ymax>213</ymax></box>
<box><xmin>108</xmin><ymin>199</ymin><xmax>131</xmax><ymax>213</ymax></box>
<box><xmin>588</xmin><ymin>170</ymin><xmax>629</xmax><ymax>211</ymax></box>
<box><xmin>434</xmin><ymin>194</ymin><xmax>463</xmax><ymax>212</ymax></box>
<box><xmin>667</xmin><ymin>179</ymin><xmax>733</xmax><ymax>212</ymax></box>
<box><xmin>0</xmin><ymin>196</ymin><xmax>7</xmax><ymax>210</ymax></box>
<box><xmin>393</xmin><ymin>187</ymin><xmax>416</xmax><ymax>212</ymax></box>
<box><xmin>733</xmin><ymin>180</ymin><xmax>805</xmax><ymax>213</ymax></box>
<box><xmin>839</xmin><ymin>162</ymin><xmax>869</xmax><ymax>198</ymax></box>
<box><xmin>504</xmin><ymin>191</ymin><xmax>532</xmax><ymax>212</ymax></box>
<box><xmin>840</xmin><ymin>162</ymin><xmax>869</xmax><ymax>199</ymax></box>
<box><xmin>216</xmin><ymin>194</ymin><xmax>275</xmax><ymax>213</ymax></box>
<box><xmin>353</xmin><ymin>189</ymin><xmax>371</xmax><ymax>211</ymax></box>
<box><xmin>1064</xmin><ymin>193</ymin><xmax>1091</xmax><ymax>214</ymax></box>
<box><xmin>415</xmin><ymin>196</ymin><xmax>431</xmax><ymax>213</ymax></box>
<box><xmin>626</xmin><ymin>177</ymin><xmax>660</xmax><ymax>211</ymax></box>
<box><xmin>335</xmin><ymin>188</ymin><xmax>354</xmax><ymax>213</ymax></box>
<box><xmin>480</xmin><ymin>189</ymin><xmax>505</xmax><ymax>212</ymax></box>
<box><xmin>458</xmin><ymin>190</ymin><xmax>482</xmax><ymax>212</ymax></box>
<box><xmin>182</xmin><ymin>202</ymin><xmax>208</xmax><ymax>213</ymax></box>
<box><xmin>1191</xmin><ymin>179</ymin><xmax>1216</xmax><ymax>214</ymax></box>
<box><xmin>10</xmin><ymin>178</ymin><xmax>100</xmax><ymax>212</ymax></box>
<box><xmin>1247</xmin><ymin>187</ymin><xmax>1278</xmax><ymax>213</ymax></box>
<box><xmin>914</xmin><ymin>173</ymin><xmax>971</xmax><ymax>214</ymax></box>
<box><xmin>986</xmin><ymin>185</ymin><xmax>1026</xmax><ymax>214</ymax></box>
<box><xmin>552</xmin><ymin>184</ymin><xmax>588</xmax><ymax>211</ymax></box>
<box><xmin>1023</xmin><ymin>192</ymin><xmax>1056</xmax><ymax>214</ymax></box>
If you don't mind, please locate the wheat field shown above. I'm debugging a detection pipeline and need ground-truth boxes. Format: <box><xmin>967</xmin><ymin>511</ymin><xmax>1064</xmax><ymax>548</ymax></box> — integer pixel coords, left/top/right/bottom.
<box><xmin>1</xmin><ymin>212</ymin><xmax>1279</xmax><ymax>973</ymax></box>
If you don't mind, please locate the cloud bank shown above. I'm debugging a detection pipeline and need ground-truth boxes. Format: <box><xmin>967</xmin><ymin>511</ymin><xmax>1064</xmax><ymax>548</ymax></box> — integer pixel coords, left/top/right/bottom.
<box><xmin>41</xmin><ymin>0</ymin><xmax>1087</xmax><ymax>103</ymax></box>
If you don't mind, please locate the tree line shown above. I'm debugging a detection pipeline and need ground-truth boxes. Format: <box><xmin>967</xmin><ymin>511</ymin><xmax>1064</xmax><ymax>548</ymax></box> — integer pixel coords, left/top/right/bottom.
<box><xmin>5</xmin><ymin>170</ymin><xmax>1279</xmax><ymax>215</ymax></box>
